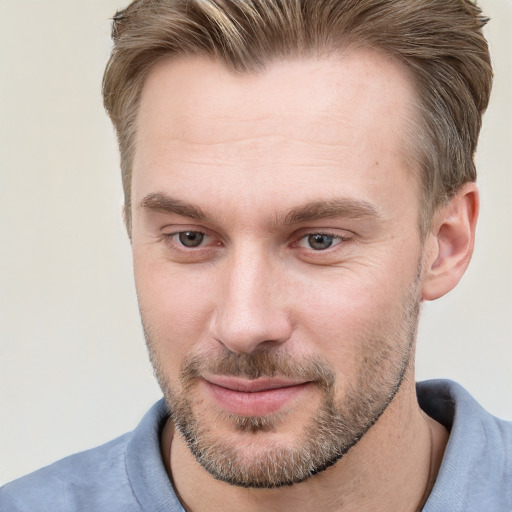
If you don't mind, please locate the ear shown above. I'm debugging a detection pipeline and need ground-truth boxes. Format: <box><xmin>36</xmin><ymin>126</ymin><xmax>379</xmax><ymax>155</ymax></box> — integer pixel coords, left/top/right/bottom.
<box><xmin>421</xmin><ymin>183</ymin><xmax>479</xmax><ymax>301</ymax></box>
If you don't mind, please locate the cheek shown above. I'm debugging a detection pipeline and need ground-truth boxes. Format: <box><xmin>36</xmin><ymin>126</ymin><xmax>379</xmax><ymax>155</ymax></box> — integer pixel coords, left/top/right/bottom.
<box><xmin>291</xmin><ymin>257</ymin><xmax>419</xmax><ymax>375</ymax></box>
<box><xmin>134</xmin><ymin>252</ymin><xmax>216</xmax><ymax>359</ymax></box>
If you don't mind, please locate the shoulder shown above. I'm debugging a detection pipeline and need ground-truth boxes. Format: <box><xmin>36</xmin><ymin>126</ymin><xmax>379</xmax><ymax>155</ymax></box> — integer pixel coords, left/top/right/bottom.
<box><xmin>0</xmin><ymin>399</ymin><xmax>171</xmax><ymax>512</ymax></box>
<box><xmin>0</xmin><ymin>433</ymin><xmax>136</xmax><ymax>512</ymax></box>
<box><xmin>418</xmin><ymin>379</ymin><xmax>512</xmax><ymax>511</ymax></box>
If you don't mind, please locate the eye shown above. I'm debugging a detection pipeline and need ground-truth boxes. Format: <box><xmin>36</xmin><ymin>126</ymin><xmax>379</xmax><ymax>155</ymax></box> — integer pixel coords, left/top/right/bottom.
<box><xmin>299</xmin><ymin>233</ymin><xmax>344</xmax><ymax>251</ymax></box>
<box><xmin>176</xmin><ymin>231</ymin><xmax>206</xmax><ymax>248</ymax></box>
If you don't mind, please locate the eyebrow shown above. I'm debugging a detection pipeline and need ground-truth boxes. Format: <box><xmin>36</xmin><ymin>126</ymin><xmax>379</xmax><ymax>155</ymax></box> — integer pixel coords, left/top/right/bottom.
<box><xmin>140</xmin><ymin>192</ymin><xmax>380</xmax><ymax>225</ymax></box>
<box><xmin>280</xmin><ymin>198</ymin><xmax>381</xmax><ymax>225</ymax></box>
<box><xmin>140</xmin><ymin>192</ymin><xmax>206</xmax><ymax>220</ymax></box>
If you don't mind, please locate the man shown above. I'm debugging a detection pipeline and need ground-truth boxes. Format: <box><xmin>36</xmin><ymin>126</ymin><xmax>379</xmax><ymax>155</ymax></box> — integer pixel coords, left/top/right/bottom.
<box><xmin>1</xmin><ymin>0</ymin><xmax>510</xmax><ymax>510</ymax></box>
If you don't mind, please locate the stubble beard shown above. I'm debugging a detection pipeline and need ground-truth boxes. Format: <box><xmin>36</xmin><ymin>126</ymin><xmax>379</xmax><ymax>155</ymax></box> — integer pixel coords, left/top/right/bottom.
<box><xmin>143</xmin><ymin>275</ymin><xmax>421</xmax><ymax>489</ymax></box>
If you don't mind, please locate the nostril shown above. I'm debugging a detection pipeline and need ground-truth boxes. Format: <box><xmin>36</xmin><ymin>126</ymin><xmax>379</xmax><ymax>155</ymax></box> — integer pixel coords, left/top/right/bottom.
<box><xmin>209</xmin><ymin>307</ymin><xmax>293</xmax><ymax>355</ymax></box>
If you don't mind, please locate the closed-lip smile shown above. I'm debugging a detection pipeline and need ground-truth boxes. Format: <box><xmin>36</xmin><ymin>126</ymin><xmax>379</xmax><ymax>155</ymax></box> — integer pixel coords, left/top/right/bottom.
<box><xmin>201</xmin><ymin>375</ymin><xmax>313</xmax><ymax>417</ymax></box>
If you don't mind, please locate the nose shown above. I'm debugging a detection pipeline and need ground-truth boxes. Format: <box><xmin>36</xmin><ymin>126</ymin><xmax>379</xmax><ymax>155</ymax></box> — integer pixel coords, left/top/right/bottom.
<box><xmin>209</xmin><ymin>244</ymin><xmax>294</xmax><ymax>354</ymax></box>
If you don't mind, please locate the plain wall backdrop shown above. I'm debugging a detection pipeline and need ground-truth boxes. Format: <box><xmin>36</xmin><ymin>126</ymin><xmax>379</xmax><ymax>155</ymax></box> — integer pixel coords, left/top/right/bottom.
<box><xmin>0</xmin><ymin>0</ymin><xmax>511</xmax><ymax>485</ymax></box>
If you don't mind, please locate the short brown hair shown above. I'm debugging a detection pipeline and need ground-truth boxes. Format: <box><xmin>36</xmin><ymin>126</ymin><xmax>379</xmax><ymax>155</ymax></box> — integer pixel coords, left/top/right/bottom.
<box><xmin>102</xmin><ymin>0</ymin><xmax>493</xmax><ymax>234</ymax></box>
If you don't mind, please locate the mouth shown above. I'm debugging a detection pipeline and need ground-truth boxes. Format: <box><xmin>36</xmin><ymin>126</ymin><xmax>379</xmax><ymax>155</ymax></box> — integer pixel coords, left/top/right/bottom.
<box><xmin>201</xmin><ymin>375</ymin><xmax>313</xmax><ymax>417</ymax></box>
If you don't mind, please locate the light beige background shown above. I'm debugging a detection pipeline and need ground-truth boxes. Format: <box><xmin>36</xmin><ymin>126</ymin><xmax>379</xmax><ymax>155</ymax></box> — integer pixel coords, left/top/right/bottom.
<box><xmin>0</xmin><ymin>0</ymin><xmax>511</xmax><ymax>485</ymax></box>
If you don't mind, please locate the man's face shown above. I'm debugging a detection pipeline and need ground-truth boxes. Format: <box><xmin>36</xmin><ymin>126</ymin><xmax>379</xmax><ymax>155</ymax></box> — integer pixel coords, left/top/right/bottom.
<box><xmin>131</xmin><ymin>51</ymin><xmax>425</xmax><ymax>487</ymax></box>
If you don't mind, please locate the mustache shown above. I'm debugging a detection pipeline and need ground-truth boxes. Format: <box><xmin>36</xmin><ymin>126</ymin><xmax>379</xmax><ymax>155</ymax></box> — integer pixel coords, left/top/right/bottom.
<box><xmin>180</xmin><ymin>349</ymin><xmax>336</xmax><ymax>390</ymax></box>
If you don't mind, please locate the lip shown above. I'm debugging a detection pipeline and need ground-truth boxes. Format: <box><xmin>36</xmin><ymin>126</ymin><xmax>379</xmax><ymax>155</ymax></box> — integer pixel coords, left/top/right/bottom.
<box><xmin>201</xmin><ymin>375</ymin><xmax>312</xmax><ymax>417</ymax></box>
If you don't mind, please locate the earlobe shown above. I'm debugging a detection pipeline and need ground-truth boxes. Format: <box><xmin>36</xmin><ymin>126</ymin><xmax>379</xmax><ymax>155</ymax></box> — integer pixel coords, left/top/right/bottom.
<box><xmin>421</xmin><ymin>183</ymin><xmax>479</xmax><ymax>301</ymax></box>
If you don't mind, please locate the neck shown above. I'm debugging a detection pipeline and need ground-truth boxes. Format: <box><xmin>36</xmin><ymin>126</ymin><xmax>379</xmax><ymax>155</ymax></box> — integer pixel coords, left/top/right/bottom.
<box><xmin>162</xmin><ymin>373</ymin><xmax>448</xmax><ymax>512</ymax></box>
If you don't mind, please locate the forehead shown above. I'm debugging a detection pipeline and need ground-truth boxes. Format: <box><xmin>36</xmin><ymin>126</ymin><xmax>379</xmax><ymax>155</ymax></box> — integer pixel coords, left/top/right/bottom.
<box><xmin>133</xmin><ymin>51</ymin><xmax>420</xmax><ymax>221</ymax></box>
<box><xmin>137</xmin><ymin>49</ymin><xmax>417</xmax><ymax>146</ymax></box>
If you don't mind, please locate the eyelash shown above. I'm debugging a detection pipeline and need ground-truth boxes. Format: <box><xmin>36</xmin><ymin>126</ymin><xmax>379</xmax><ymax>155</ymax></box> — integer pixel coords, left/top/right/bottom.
<box><xmin>161</xmin><ymin>229</ymin><xmax>351</xmax><ymax>253</ymax></box>
<box><xmin>296</xmin><ymin>232</ymin><xmax>351</xmax><ymax>251</ymax></box>
<box><xmin>162</xmin><ymin>230</ymin><xmax>216</xmax><ymax>249</ymax></box>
